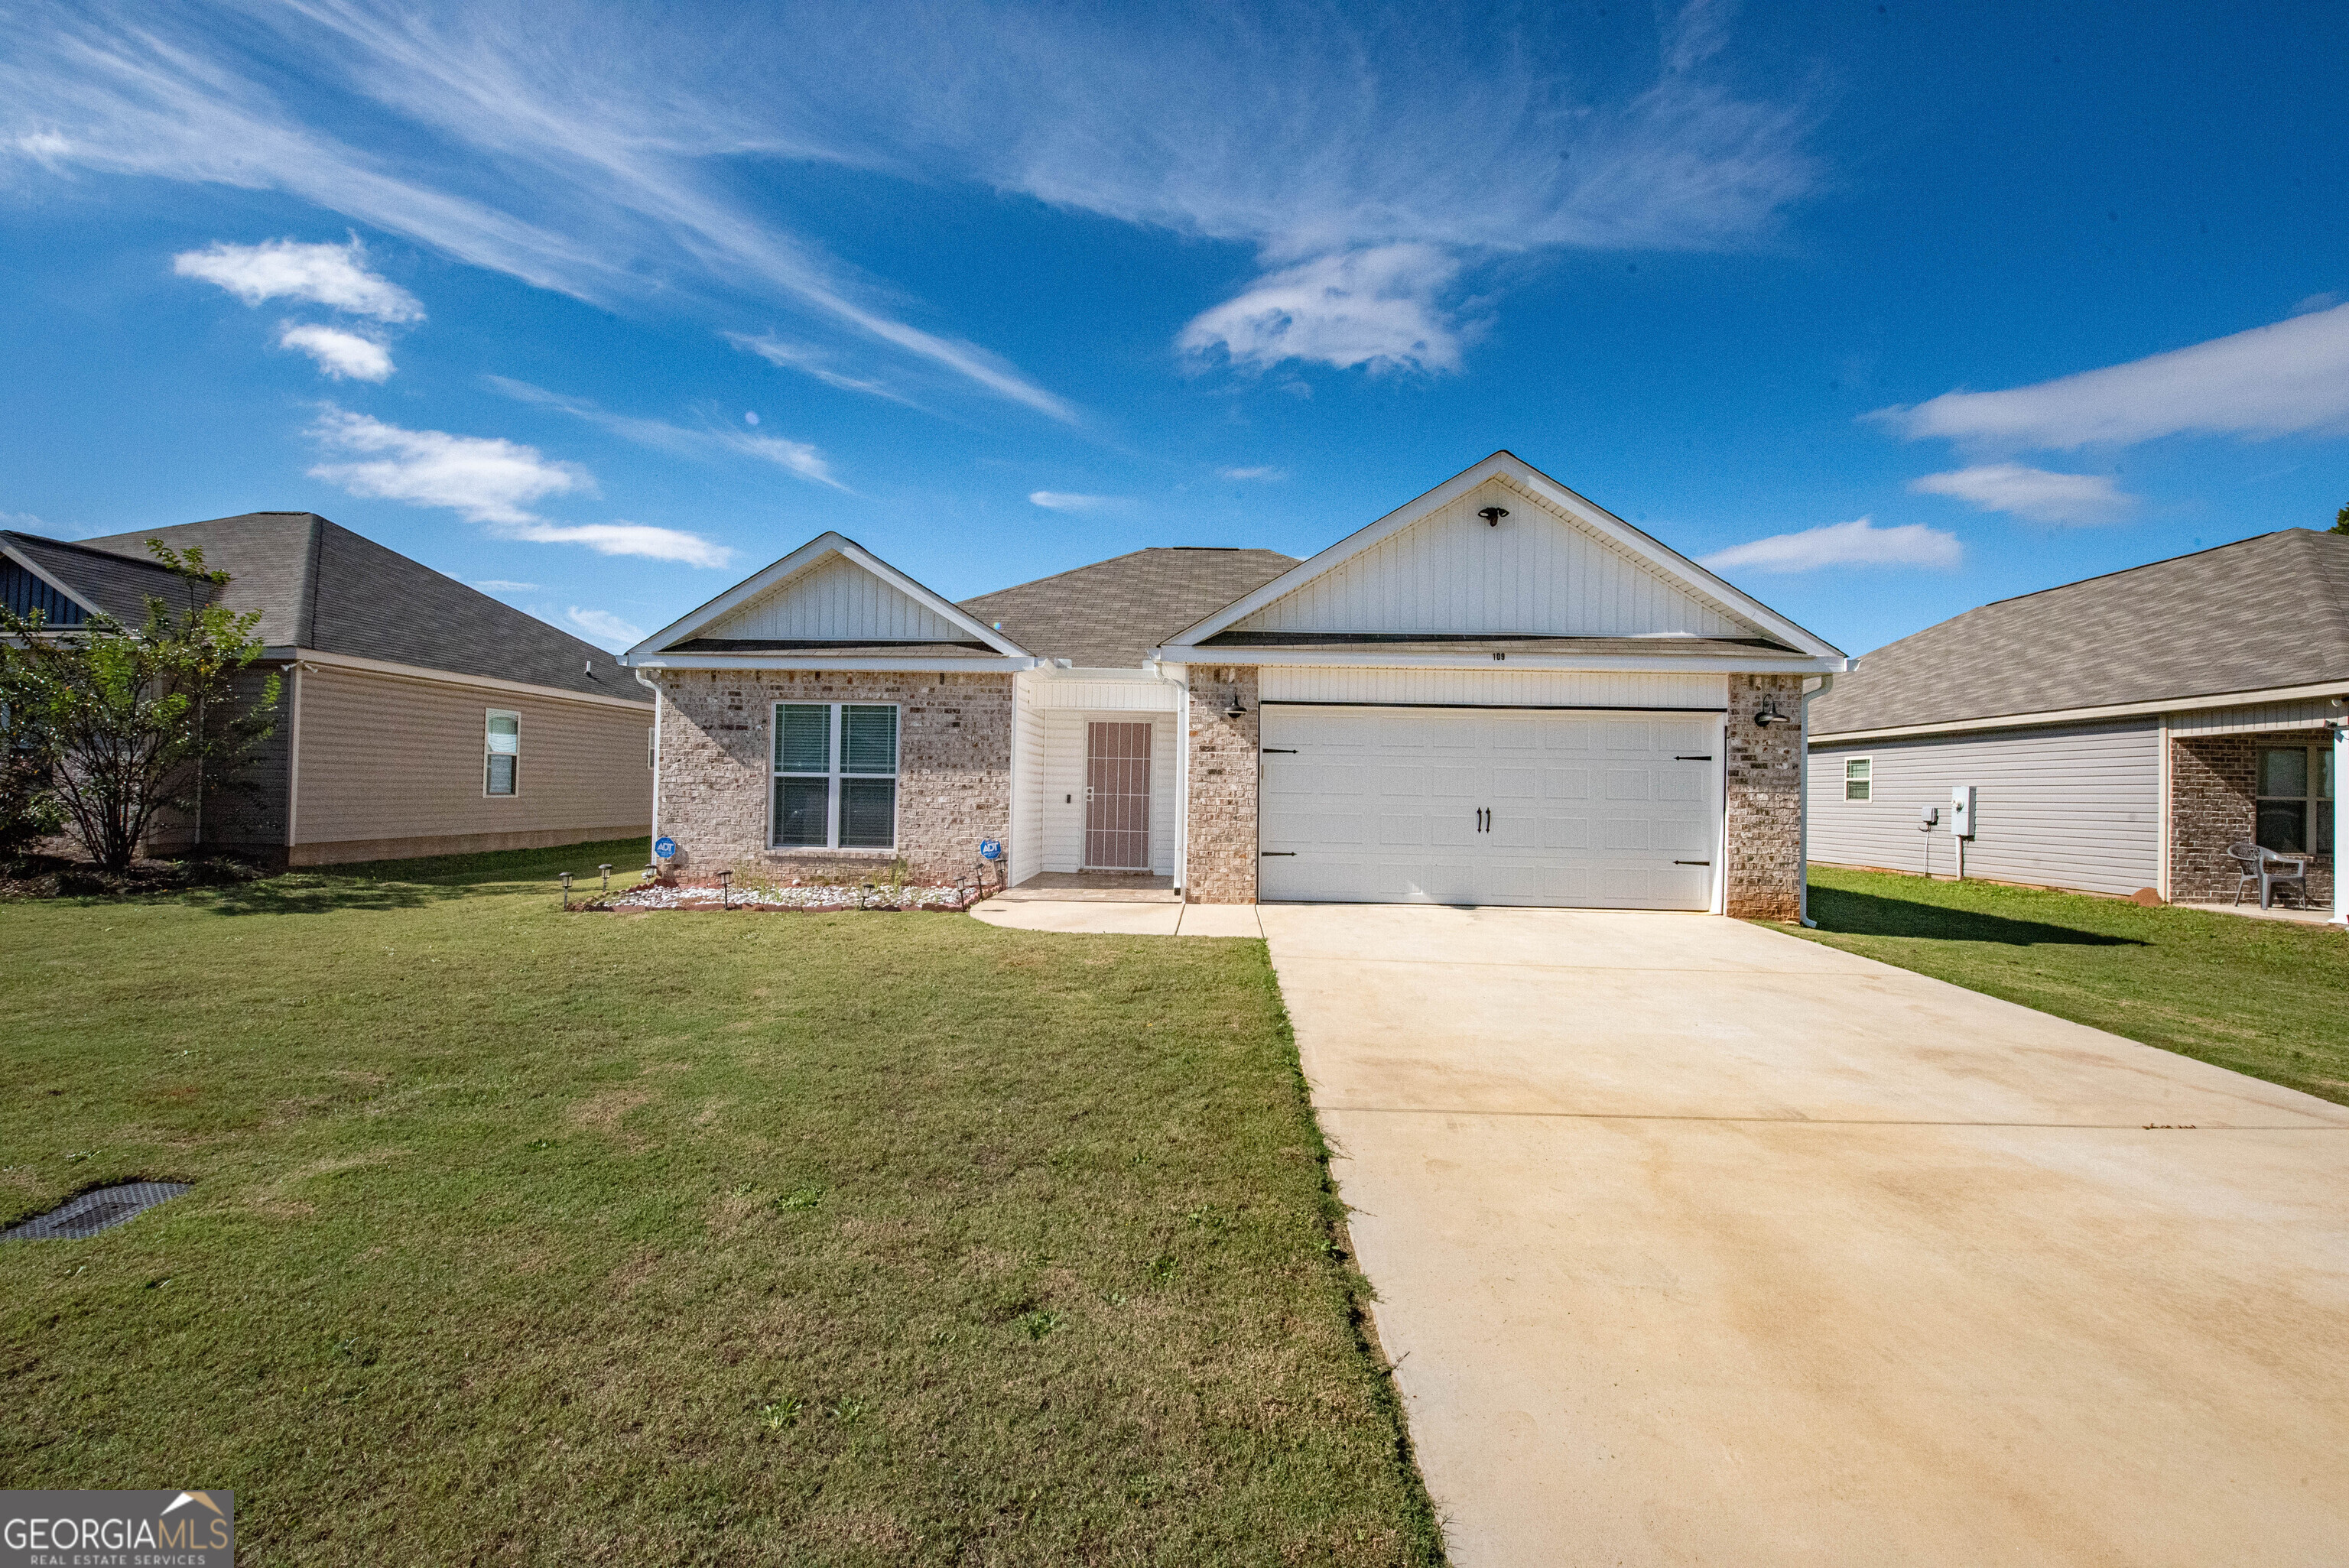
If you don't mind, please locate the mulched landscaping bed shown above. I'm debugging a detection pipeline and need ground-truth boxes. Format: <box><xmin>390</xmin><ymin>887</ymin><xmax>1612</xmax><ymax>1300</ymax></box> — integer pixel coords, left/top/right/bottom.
<box><xmin>589</xmin><ymin>880</ymin><xmax>986</xmax><ymax>913</ymax></box>
<box><xmin>0</xmin><ymin>849</ymin><xmax>270</xmax><ymax>901</ymax></box>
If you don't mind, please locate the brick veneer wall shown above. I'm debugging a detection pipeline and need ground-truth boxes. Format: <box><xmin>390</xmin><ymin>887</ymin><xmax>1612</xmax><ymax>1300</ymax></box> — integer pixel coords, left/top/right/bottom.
<box><xmin>651</xmin><ymin>669</ymin><xmax>1012</xmax><ymax>885</ymax></box>
<box><xmin>1726</xmin><ymin>672</ymin><xmax>1805</xmax><ymax>920</ymax></box>
<box><xmin>2170</xmin><ymin>731</ymin><xmax>2334</xmax><ymax>906</ymax></box>
<box><xmin>1185</xmin><ymin>667</ymin><xmax>1259</xmax><ymax>904</ymax></box>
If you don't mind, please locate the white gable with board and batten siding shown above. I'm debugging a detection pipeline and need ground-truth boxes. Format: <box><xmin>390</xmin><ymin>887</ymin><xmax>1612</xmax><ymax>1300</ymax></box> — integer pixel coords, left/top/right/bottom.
<box><xmin>708</xmin><ymin>552</ymin><xmax>968</xmax><ymax>643</ymax></box>
<box><xmin>1163</xmin><ymin>451</ymin><xmax>1841</xmax><ymax>660</ymax></box>
<box><xmin>626</xmin><ymin>531</ymin><xmax>1033</xmax><ymax>670</ymax></box>
<box><xmin>1233</xmin><ymin>475</ymin><xmax>1758</xmax><ymax>638</ymax></box>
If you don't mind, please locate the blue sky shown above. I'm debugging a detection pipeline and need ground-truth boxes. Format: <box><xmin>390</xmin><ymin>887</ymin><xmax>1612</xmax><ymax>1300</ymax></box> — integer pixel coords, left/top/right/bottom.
<box><xmin>3</xmin><ymin>0</ymin><xmax>2344</xmax><ymax>657</ymax></box>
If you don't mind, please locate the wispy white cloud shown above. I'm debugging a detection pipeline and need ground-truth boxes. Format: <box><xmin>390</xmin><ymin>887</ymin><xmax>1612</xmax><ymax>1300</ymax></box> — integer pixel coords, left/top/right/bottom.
<box><xmin>2292</xmin><ymin>291</ymin><xmax>2338</xmax><ymax>317</ymax></box>
<box><xmin>303</xmin><ymin>406</ymin><xmax>732</xmax><ymax>563</ymax></box>
<box><xmin>6</xmin><ymin>0</ymin><xmax>1812</xmax><ymax>404</ymax></box>
<box><xmin>483</xmin><ymin>376</ymin><xmax>843</xmax><ymax>489</ymax></box>
<box><xmin>1909</xmin><ymin>464</ymin><xmax>2134</xmax><ymax>524</ymax></box>
<box><xmin>1870</xmin><ymin>302</ymin><xmax>2349</xmax><ymax>450</ymax></box>
<box><xmin>307</xmin><ymin>407</ymin><xmax>586</xmax><ymax>524</ymax></box>
<box><xmin>1180</xmin><ymin>244</ymin><xmax>1465</xmax><ymax>374</ymax></box>
<box><xmin>473</xmin><ymin>578</ymin><xmax>538</xmax><ymax>591</ymax></box>
<box><xmin>723</xmin><ymin>332</ymin><xmax>922</xmax><ymax>408</ymax></box>
<box><xmin>1701</xmin><ymin>516</ymin><xmax>1961</xmax><ymax>573</ymax></box>
<box><xmin>1028</xmin><ymin>491</ymin><xmax>1119</xmax><ymax>512</ymax></box>
<box><xmin>278</xmin><ymin>321</ymin><xmax>393</xmax><ymax>381</ymax></box>
<box><xmin>498</xmin><ymin>521</ymin><xmax>732</xmax><ymax>568</ymax></box>
<box><xmin>173</xmin><ymin>235</ymin><xmax>424</xmax><ymax>321</ymax></box>
<box><xmin>566</xmin><ymin>605</ymin><xmax>644</xmax><ymax>648</ymax></box>
<box><xmin>1217</xmin><ymin>465</ymin><xmax>1286</xmax><ymax>481</ymax></box>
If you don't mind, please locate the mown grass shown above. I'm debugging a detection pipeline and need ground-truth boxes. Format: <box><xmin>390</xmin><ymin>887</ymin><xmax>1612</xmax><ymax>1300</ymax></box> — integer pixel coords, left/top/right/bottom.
<box><xmin>0</xmin><ymin>838</ymin><xmax>1441</xmax><ymax>1565</ymax></box>
<box><xmin>1793</xmin><ymin>865</ymin><xmax>2349</xmax><ymax>1105</ymax></box>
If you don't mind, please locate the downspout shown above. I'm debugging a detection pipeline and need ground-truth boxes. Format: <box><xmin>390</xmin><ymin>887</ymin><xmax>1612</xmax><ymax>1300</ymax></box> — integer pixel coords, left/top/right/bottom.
<box><xmin>2331</xmin><ymin>703</ymin><xmax>2346</xmax><ymax>927</ymax></box>
<box><xmin>634</xmin><ymin>668</ymin><xmax>662</xmax><ymax>851</ymax></box>
<box><xmin>1798</xmin><ymin>673</ymin><xmax>1835</xmax><ymax>928</ymax></box>
<box><xmin>1166</xmin><ymin>661</ymin><xmax>1191</xmax><ymax>900</ymax></box>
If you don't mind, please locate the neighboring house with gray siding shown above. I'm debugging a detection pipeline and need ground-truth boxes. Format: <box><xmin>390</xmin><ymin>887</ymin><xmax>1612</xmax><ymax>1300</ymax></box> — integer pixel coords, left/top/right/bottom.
<box><xmin>2</xmin><ymin>514</ymin><xmax>651</xmax><ymax>866</ymax></box>
<box><xmin>623</xmin><ymin>451</ymin><xmax>1850</xmax><ymax>917</ymax></box>
<box><xmin>1808</xmin><ymin>529</ymin><xmax>2347</xmax><ymax>909</ymax></box>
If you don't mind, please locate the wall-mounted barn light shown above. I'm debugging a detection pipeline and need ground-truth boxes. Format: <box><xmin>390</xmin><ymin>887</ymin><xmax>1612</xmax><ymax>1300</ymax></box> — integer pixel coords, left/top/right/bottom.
<box><xmin>1753</xmin><ymin>704</ymin><xmax>1789</xmax><ymax>728</ymax></box>
<box><xmin>1224</xmin><ymin>691</ymin><xmax>1249</xmax><ymax>719</ymax></box>
<box><xmin>1479</xmin><ymin>506</ymin><xmax>1510</xmax><ymax>527</ymax></box>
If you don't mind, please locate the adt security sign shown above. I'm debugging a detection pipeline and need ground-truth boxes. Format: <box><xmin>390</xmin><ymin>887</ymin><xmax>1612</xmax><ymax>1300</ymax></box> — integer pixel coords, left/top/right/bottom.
<box><xmin>654</xmin><ymin>836</ymin><xmax>677</xmax><ymax>861</ymax></box>
<box><xmin>979</xmin><ymin>839</ymin><xmax>1002</xmax><ymax>862</ymax></box>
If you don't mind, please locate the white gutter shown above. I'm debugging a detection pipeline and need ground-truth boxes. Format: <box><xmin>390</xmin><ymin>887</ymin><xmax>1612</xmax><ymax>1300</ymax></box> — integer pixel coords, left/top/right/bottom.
<box><xmin>1798</xmin><ymin>673</ymin><xmax>1834</xmax><ymax>928</ymax></box>
<box><xmin>635</xmin><ymin>669</ymin><xmax>663</xmax><ymax>849</ymax></box>
<box><xmin>1813</xmin><ymin>679</ymin><xmax>2349</xmax><ymax>745</ymax></box>
<box><xmin>2332</xmin><ymin>705</ymin><xmax>2346</xmax><ymax>928</ymax></box>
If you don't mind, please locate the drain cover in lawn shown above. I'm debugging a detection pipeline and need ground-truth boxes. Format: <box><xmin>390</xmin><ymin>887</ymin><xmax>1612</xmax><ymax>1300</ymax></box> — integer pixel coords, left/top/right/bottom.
<box><xmin>2</xmin><ymin>1181</ymin><xmax>191</xmax><ymax>1242</ymax></box>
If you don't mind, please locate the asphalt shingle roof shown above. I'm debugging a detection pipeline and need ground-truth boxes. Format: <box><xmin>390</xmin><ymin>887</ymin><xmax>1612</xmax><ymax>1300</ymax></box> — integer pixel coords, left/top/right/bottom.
<box><xmin>1810</xmin><ymin>528</ymin><xmax>2349</xmax><ymax>736</ymax></box>
<box><xmin>958</xmin><ymin>547</ymin><xmax>1298</xmax><ymax>669</ymax></box>
<box><xmin>2</xmin><ymin>531</ymin><xmax>203</xmax><ymax>625</ymax></box>
<box><xmin>59</xmin><ymin>512</ymin><xmax>645</xmax><ymax>703</ymax></box>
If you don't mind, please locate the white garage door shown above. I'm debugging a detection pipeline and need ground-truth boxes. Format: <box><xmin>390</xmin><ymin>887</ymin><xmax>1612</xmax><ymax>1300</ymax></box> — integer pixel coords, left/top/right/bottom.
<box><xmin>1256</xmin><ymin>706</ymin><xmax>1723</xmax><ymax>908</ymax></box>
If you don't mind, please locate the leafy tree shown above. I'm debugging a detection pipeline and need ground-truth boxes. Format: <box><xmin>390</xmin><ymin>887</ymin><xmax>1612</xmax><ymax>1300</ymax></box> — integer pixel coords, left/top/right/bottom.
<box><xmin>0</xmin><ymin>543</ymin><xmax>279</xmax><ymax>872</ymax></box>
<box><xmin>2333</xmin><ymin>502</ymin><xmax>2349</xmax><ymax>535</ymax></box>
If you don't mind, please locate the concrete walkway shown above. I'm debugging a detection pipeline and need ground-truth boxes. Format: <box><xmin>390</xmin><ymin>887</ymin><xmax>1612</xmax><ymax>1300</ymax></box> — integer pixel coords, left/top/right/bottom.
<box><xmin>970</xmin><ymin>898</ymin><xmax>1263</xmax><ymax>937</ymax></box>
<box><xmin>1258</xmin><ymin>904</ymin><xmax>2349</xmax><ymax>1567</ymax></box>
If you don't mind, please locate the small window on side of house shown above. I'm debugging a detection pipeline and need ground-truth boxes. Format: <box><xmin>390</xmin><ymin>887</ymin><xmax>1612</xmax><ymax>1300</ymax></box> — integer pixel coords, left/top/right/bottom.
<box><xmin>1843</xmin><ymin>756</ymin><xmax>1872</xmax><ymax>802</ymax></box>
<box><xmin>2256</xmin><ymin>744</ymin><xmax>2331</xmax><ymax>855</ymax></box>
<box><xmin>486</xmin><ymin>709</ymin><xmax>520</xmax><ymax>796</ymax></box>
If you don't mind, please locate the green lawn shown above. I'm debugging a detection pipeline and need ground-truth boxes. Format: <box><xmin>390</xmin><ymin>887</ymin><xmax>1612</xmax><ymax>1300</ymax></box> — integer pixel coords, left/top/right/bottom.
<box><xmin>1794</xmin><ymin>865</ymin><xmax>2349</xmax><ymax>1105</ymax></box>
<box><xmin>0</xmin><ymin>839</ymin><xmax>1441</xmax><ymax>1565</ymax></box>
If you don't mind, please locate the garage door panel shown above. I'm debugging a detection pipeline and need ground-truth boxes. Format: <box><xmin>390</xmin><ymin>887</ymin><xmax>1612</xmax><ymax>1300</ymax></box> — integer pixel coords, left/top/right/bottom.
<box><xmin>1541</xmin><ymin>767</ymin><xmax>1593</xmax><ymax>800</ymax></box>
<box><xmin>1257</xmin><ymin>706</ymin><xmax>1719</xmax><ymax>910</ymax></box>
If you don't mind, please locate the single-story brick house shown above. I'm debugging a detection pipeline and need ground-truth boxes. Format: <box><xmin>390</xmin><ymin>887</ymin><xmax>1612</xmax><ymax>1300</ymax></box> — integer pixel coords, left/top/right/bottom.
<box><xmin>1807</xmin><ymin>528</ymin><xmax>2347</xmax><ymax>917</ymax></box>
<box><xmin>620</xmin><ymin>452</ymin><xmax>1850</xmax><ymax>915</ymax></box>
<box><xmin>1</xmin><ymin>512</ymin><xmax>651</xmax><ymax>865</ymax></box>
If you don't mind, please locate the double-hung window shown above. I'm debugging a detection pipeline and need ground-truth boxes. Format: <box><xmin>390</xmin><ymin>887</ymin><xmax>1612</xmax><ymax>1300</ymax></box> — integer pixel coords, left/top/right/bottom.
<box><xmin>773</xmin><ymin>703</ymin><xmax>898</xmax><ymax>849</ymax></box>
<box><xmin>485</xmin><ymin>710</ymin><xmax>519</xmax><ymax>796</ymax></box>
<box><xmin>2256</xmin><ymin>745</ymin><xmax>2334</xmax><ymax>855</ymax></box>
<box><xmin>1843</xmin><ymin>757</ymin><xmax>1872</xmax><ymax>802</ymax></box>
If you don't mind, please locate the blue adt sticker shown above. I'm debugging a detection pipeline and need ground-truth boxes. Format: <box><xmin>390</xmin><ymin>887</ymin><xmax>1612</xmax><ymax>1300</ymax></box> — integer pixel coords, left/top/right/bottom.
<box><xmin>654</xmin><ymin>836</ymin><xmax>677</xmax><ymax>860</ymax></box>
<box><xmin>979</xmin><ymin>839</ymin><xmax>1002</xmax><ymax>862</ymax></box>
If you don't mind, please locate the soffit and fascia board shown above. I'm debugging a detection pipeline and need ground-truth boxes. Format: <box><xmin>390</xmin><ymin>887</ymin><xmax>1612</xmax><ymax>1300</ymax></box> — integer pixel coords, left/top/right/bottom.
<box><xmin>1158</xmin><ymin>451</ymin><xmax>1847</xmax><ymax>662</ymax></box>
<box><xmin>622</xmin><ymin>532</ymin><xmax>1032</xmax><ymax>664</ymax></box>
<box><xmin>1149</xmin><ymin>648</ymin><xmax>1846</xmax><ymax>674</ymax></box>
<box><xmin>631</xmin><ymin>654</ymin><xmax>1038</xmax><ymax>673</ymax></box>
<box><xmin>1809</xmin><ymin>677</ymin><xmax>2349</xmax><ymax>744</ymax></box>
<box><xmin>288</xmin><ymin>646</ymin><xmax>653</xmax><ymax>710</ymax></box>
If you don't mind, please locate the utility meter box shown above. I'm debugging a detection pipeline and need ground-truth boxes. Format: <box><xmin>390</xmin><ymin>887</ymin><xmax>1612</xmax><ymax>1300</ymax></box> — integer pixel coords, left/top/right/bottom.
<box><xmin>1948</xmin><ymin>784</ymin><xmax>1976</xmax><ymax>839</ymax></box>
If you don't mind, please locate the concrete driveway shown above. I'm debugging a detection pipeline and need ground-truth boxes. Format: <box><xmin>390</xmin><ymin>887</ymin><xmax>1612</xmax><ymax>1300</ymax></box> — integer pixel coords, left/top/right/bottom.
<box><xmin>1261</xmin><ymin>904</ymin><xmax>2349</xmax><ymax>1567</ymax></box>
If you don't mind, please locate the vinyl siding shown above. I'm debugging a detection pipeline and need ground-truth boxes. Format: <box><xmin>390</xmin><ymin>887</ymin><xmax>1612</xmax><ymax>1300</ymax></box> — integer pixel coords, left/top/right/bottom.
<box><xmin>707</xmin><ymin>554</ymin><xmax>967</xmax><ymax>642</ymax></box>
<box><xmin>1808</xmin><ymin>720</ymin><xmax>2160</xmax><ymax>896</ymax></box>
<box><xmin>1009</xmin><ymin>690</ymin><xmax>1045</xmax><ymax>886</ymax></box>
<box><xmin>145</xmin><ymin>663</ymin><xmax>293</xmax><ymax>855</ymax></box>
<box><xmin>1234</xmin><ymin>477</ymin><xmax>1756</xmax><ymax>638</ymax></box>
<box><xmin>293</xmin><ymin>664</ymin><xmax>650</xmax><ymax>855</ymax></box>
<box><xmin>1259</xmin><ymin>664</ymin><xmax>1728</xmax><ymax>709</ymax></box>
<box><xmin>1032</xmin><ymin>711</ymin><xmax>1176</xmax><ymax>875</ymax></box>
<box><xmin>2168</xmin><ymin>696</ymin><xmax>2344</xmax><ymax>737</ymax></box>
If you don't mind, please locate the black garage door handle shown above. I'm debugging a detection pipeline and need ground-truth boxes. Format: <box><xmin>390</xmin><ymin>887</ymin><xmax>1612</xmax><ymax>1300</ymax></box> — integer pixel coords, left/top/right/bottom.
<box><xmin>1675</xmin><ymin>859</ymin><xmax>1712</xmax><ymax>865</ymax></box>
<box><xmin>1261</xmin><ymin>748</ymin><xmax>1298</xmax><ymax>754</ymax></box>
<box><xmin>1260</xmin><ymin>851</ymin><xmax>1297</xmax><ymax>856</ymax></box>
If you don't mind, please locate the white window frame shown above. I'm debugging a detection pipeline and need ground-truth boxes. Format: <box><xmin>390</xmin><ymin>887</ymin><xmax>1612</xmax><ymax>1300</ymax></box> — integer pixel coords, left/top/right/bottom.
<box><xmin>771</xmin><ymin>701</ymin><xmax>901</xmax><ymax>852</ymax></box>
<box><xmin>485</xmin><ymin>709</ymin><xmax>520</xmax><ymax>797</ymax></box>
<box><xmin>2255</xmin><ymin>742</ymin><xmax>2334</xmax><ymax>855</ymax></box>
<box><xmin>1843</xmin><ymin>755</ymin><xmax>1873</xmax><ymax>803</ymax></box>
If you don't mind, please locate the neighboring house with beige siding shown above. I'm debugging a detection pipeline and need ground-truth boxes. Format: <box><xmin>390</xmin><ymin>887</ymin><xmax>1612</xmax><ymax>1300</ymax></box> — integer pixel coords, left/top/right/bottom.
<box><xmin>622</xmin><ymin>451</ymin><xmax>1850</xmax><ymax>918</ymax></box>
<box><xmin>1808</xmin><ymin>529</ymin><xmax>2348</xmax><ymax>919</ymax></box>
<box><xmin>1</xmin><ymin>514</ymin><xmax>650</xmax><ymax>866</ymax></box>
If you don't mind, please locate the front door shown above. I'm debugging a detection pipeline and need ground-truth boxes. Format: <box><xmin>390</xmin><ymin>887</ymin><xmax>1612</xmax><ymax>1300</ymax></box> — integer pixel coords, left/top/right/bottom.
<box><xmin>1085</xmin><ymin>722</ymin><xmax>1152</xmax><ymax>869</ymax></box>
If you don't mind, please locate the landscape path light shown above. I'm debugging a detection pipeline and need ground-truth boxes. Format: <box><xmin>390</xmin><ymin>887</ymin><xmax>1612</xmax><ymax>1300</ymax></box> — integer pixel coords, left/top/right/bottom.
<box><xmin>717</xmin><ymin>868</ymin><xmax>732</xmax><ymax>909</ymax></box>
<box><xmin>558</xmin><ymin>871</ymin><xmax>573</xmax><ymax>910</ymax></box>
<box><xmin>598</xmin><ymin>863</ymin><xmax>612</xmax><ymax>895</ymax></box>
